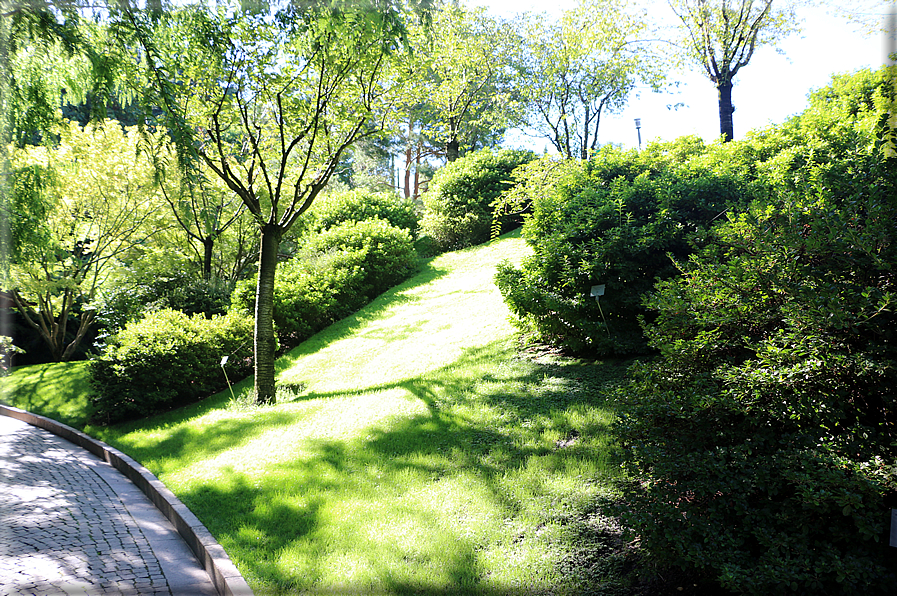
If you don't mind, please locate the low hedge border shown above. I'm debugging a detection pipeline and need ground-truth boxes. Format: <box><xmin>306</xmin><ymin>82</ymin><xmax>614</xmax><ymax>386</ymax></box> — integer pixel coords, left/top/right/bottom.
<box><xmin>0</xmin><ymin>404</ymin><xmax>253</xmax><ymax>596</ymax></box>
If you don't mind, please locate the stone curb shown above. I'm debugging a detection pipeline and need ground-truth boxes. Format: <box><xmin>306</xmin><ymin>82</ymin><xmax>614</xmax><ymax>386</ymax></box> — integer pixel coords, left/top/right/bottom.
<box><xmin>0</xmin><ymin>404</ymin><xmax>254</xmax><ymax>596</ymax></box>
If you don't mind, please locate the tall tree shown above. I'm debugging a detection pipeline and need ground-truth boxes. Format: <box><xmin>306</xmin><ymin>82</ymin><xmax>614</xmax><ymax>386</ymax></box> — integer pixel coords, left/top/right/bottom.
<box><xmin>517</xmin><ymin>0</ymin><xmax>664</xmax><ymax>159</ymax></box>
<box><xmin>669</xmin><ymin>0</ymin><xmax>798</xmax><ymax>141</ymax></box>
<box><xmin>123</xmin><ymin>2</ymin><xmax>419</xmax><ymax>404</ymax></box>
<box><xmin>401</xmin><ymin>3</ymin><xmax>521</xmax><ymax>162</ymax></box>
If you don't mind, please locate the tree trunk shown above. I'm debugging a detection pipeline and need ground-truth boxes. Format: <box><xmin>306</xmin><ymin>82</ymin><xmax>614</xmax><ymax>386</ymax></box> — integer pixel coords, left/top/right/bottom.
<box><xmin>60</xmin><ymin>310</ymin><xmax>95</xmax><ymax>362</ymax></box>
<box><xmin>254</xmin><ymin>224</ymin><xmax>281</xmax><ymax>405</ymax></box>
<box><xmin>717</xmin><ymin>80</ymin><xmax>735</xmax><ymax>142</ymax></box>
<box><xmin>413</xmin><ymin>144</ymin><xmax>421</xmax><ymax>199</ymax></box>
<box><xmin>202</xmin><ymin>236</ymin><xmax>214</xmax><ymax>281</ymax></box>
<box><xmin>581</xmin><ymin>104</ymin><xmax>590</xmax><ymax>160</ymax></box>
<box><xmin>404</xmin><ymin>120</ymin><xmax>413</xmax><ymax>198</ymax></box>
<box><xmin>446</xmin><ymin>137</ymin><xmax>460</xmax><ymax>162</ymax></box>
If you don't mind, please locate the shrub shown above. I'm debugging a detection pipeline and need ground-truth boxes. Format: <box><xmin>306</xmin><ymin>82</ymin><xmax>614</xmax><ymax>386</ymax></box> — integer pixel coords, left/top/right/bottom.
<box><xmin>97</xmin><ymin>271</ymin><xmax>230</xmax><ymax>334</ymax></box>
<box><xmin>232</xmin><ymin>220</ymin><xmax>417</xmax><ymax>346</ymax></box>
<box><xmin>495</xmin><ymin>138</ymin><xmax>760</xmax><ymax>356</ymax></box>
<box><xmin>420</xmin><ymin>148</ymin><xmax>535</xmax><ymax>252</ymax></box>
<box><xmin>610</xmin><ymin>69</ymin><xmax>897</xmax><ymax>594</ymax></box>
<box><xmin>311</xmin><ymin>188</ymin><xmax>420</xmax><ymax>238</ymax></box>
<box><xmin>0</xmin><ymin>335</ymin><xmax>24</xmax><ymax>375</ymax></box>
<box><xmin>89</xmin><ymin>309</ymin><xmax>253</xmax><ymax>424</ymax></box>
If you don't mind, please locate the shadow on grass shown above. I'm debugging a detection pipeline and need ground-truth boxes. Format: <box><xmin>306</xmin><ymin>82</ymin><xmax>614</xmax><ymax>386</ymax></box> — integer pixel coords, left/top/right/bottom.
<box><xmin>170</xmin><ymin>340</ymin><xmax>631</xmax><ymax>594</ymax></box>
<box><xmin>1</xmin><ymin>361</ymin><xmax>92</xmax><ymax>428</ymax></box>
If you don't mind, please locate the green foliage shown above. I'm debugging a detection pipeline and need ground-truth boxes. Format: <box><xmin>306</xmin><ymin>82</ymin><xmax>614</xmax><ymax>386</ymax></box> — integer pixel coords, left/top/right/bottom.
<box><xmin>232</xmin><ymin>220</ymin><xmax>417</xmax><ymax>345</ymax></box>
<box><xmin>420</xmin><ymin>148</ymin><xmax>535</xmax><ymax>252</ymax></box>
<box><xmin>610</xmin><ymin>69</ymin><xmax>897</xmax><ymax>594</ymax></box>
<box><xmin>6</xmin><ymin>163</ymin><xmax>55</xmax><ymax>266</ymax></box>
<box><xmin>311</xmin><ymin>189</ymin><xmax>420</xmax><ymax>237</ymax></box>
<box><xmin>495</xmin><ymin>138</ymin><xmax>759</xmax><ymax>356</ymax></box>
<box><xmin>89</xmin><ymin>309</ymin><xmax>253</xmax><ymax>424</ymax></box>
<box><xmin>516</xmin><ymin>0</ymin><xmax>665</xmax><ymax>158</ymax></box>
<box><xmin>6</xmin><ymin>120</ymin><xmax>166</xmax><ymax>362</ymax></box>
<box><xmin>400</xmin><ymin>3</ymin><xmax>523</xmax><ymax>161</ymax></box>
<box><xmin>0</xmin><ymin>336</ymin><xmax>25</xmax><ymax>376</ymax></box>
<box><xmin>97</xmin><ymin>270</ymin><xmax>230</xmax><ymax>334</ymax></box>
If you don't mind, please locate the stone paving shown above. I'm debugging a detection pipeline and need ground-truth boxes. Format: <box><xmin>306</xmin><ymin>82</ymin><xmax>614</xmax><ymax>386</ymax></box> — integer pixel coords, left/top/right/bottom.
<box><xmin>0</xmin><ymin>415</ymin><xmax>218</xmax><ymax>596</ymax></box>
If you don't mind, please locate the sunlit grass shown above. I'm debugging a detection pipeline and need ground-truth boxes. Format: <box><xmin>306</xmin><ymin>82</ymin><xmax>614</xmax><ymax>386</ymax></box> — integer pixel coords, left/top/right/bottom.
<box><xmin>6</xmin><ymin>231</ymin><xmax>633</xmax><ymax>594</ymax></box>
<box><xmin>0</xmin><ymin>360</ymin><xmax>92</xmax><ymax>427</ymax></box>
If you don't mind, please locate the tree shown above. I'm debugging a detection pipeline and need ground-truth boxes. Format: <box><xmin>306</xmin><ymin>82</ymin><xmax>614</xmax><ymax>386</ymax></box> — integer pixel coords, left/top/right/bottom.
<box><xmin>125</xmin><ymin>2</ymin><xmax>419</xmax><ymax>404</ymax></box>
<box><xmin>516</xmin><ymin>0</ymin><xmax>664</xmax><ymax>159</ymax></box>
<box><xmin>401</xmin><ymin>2</ymin><xmax>522</xmax><ymax>162</ymax></box>
<box><xmin>154</xmin><ymin>154</ymin><xmax>248</xmax><ymax>282</ymax></box>
<box><xmin>7</xmin><ymin>120</ymin><xmax>165</xmax><ymax>361</ymax></box>
<box><xmin>669</xmin><ymin>0</ymin><xmax>798</xmax><ymax>141</ymax></box>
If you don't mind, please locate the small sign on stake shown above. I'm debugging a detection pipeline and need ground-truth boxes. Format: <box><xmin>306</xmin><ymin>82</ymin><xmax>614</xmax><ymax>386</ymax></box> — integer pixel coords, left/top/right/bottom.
<box><xmin>589</xmin><ymin>283</ymin><xmax>611</xmax><ymax>337</ymax></box>
<box><xmin>220</xmin><ymin>355</ymin><xmax>236</xmax><ymax>401</ymax></box>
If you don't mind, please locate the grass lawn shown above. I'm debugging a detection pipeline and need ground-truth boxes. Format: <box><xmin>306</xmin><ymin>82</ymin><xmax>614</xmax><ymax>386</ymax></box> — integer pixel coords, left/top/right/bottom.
<box><xmin>0</xmin><ymin>360</ymin><xmax>93</xmax><ymax>427</ymax></box>
<box><xmin>3</xmin><ymin>231</ymin><xmax>634</xmax><ymax>595</ymax></box>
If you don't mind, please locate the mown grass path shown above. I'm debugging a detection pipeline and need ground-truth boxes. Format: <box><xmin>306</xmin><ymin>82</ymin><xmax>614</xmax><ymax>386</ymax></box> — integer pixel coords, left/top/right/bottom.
<box><xmin>8</xmin><ymin>232</ymin><xmax>631</xmax><ymax>595</ymax></box>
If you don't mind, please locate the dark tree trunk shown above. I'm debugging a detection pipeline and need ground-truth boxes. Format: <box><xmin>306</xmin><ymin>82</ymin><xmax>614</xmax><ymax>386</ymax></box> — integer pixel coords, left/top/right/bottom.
<box><xmin>717</xmin><ymin>80</ymin><xmax>735</xmax><ymax>142</ymax></box>
<box><xmin>404</xmin><ymin>120</ymin><xmax>413</xmax><ymax>198</ymax></box>
<box><xmin>446</xmin><ymin>137</ymin><xmax>460</xmax><ymax>162</ymax></box>
<box><xmin>202</xmin><ymin>236</ymin><xmax>214</xmax><ymax>281</ymax></box>
<box><xmin>413</xmin><ymin>145</ymin><xmax>421</xmax><ymax>198</ymax></box>
<box><xmin>254</xmin><ymin>224</ymin><xmax>282</xmax><ymax>405</ymax></box>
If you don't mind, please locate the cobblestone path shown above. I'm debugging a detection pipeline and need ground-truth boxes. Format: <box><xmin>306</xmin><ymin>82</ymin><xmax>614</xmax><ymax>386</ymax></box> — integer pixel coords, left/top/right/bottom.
<box><xmin>0</xmin><ymin>416</ymin><xmax>218</xmax><ymax>596</ymax></box>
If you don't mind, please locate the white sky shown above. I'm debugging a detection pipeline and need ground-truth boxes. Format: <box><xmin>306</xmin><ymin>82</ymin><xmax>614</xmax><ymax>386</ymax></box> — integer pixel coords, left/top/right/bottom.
<box><xmin>468</xmin><ymin>0</ymin><xmax>891</xmax><ymax>151</ymax></box>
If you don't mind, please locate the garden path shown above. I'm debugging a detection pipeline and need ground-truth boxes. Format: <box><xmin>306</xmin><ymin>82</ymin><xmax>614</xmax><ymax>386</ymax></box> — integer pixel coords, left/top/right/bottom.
<box><xmin>0</xmin><ymin>415</ymin><xmax>218</xmax><ymax>596</ymax></box>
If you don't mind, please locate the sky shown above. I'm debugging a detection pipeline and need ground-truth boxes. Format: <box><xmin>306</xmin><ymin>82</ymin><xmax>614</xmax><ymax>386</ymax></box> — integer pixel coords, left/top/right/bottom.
<box><xmin>467</xmin><ymin>0</ymin><xmax>891</xmax><ymax>152</ymax></box>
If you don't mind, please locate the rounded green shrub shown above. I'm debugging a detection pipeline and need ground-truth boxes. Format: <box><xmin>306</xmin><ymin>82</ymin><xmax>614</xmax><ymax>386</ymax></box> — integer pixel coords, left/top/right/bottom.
<box><xmin>89</xmin><ymin>309</ymin><xmax>253</xmax><ymax>424</ymax></box>
<box><xmin>495</xmin><ymin>138</ymin><xmax>759</xmax><ymax>356</ymax></box>
<box><xmin>307</xmin><ymin>219</ymin><xmax>417</xmax><ymax>296</ymax></box>
<box><xmin>311</xmin><ymin>189</ymin><xmax>420</xmax><ymax>238</ymax></box>
<box><xmin>232</xmin><ymin>220</ymin><xmax>417</xmax><ymax>346</ymax></box>
<box><xmin>420</xmin><ymin>148</ymin><xmax>535</xmax><ymax>252</ymax></box>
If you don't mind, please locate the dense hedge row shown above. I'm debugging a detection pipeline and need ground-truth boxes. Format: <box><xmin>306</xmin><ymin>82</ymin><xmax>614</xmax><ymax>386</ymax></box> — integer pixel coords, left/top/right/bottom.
<box><xmin>420</xmin><ymin>148</ymin><xmax>534</xmax><ymax>252</ymax></box>
<box><xmin>310</xmin><ymin>188</ymin><xmax>420</xmax><ymax>238</ymax></box>
<box><xmin>609</xmin><ymin>68</ymin><xmax>897</xmax><ymax>594</ymax></box>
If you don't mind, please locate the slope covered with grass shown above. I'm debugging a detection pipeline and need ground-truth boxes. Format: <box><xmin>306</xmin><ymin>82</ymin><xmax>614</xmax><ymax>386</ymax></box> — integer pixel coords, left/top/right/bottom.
<box><xmin>11</xmin><ymin>232</ymin><xmax>631</xmax><ymax>594</ymax></box>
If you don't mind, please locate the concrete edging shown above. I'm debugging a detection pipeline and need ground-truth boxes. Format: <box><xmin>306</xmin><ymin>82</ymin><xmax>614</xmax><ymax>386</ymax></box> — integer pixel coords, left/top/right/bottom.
<box><xmin>0</xmin><ymin>404</ymin><xmax>253</xmax><ymax>596</ymax></box>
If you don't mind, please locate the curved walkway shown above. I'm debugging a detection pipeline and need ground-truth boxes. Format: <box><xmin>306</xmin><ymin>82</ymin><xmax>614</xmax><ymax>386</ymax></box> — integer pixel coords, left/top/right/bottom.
<box><xmin>0</xmin><ymin>413</ymin><xmax>245</xmax><ymax>596</ymax></box>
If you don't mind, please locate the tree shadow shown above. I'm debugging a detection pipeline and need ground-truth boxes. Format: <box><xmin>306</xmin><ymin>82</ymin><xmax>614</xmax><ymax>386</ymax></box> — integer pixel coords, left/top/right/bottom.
<box><xmin>1</xmin><ymin>362</ymin><xmax>92</xmax><ymax>427</ymax></box>
<box><xmin>169</xmin><ymin>340</ymin><xmax>630</xmax><ymax>594</ymax></box>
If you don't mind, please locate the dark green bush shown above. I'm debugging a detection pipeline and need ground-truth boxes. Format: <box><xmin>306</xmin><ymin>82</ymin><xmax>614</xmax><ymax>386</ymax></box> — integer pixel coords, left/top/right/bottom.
<box><xmin>232</xmin><ymin>220</ymin><xmax>417</xmax><ymax>346</ymax></box>
<box><xmin>89</xmin><ymin>309</ymin><xmax>253</xmax><ymax>424</ymax></box>
<box><xmin>495</xmin><ymin>138</ymin><xmax>760</xmax><ymax>356</ymax></box>
<box><xmin>420</xmin><ymin>148</ymin><xmax>535</xmax><ymax>252</ymax></box>
<box><xmin>97</xmin><ymin>271</ymin><xmax>230</xmax><ymax>334</ymax></box>
<box><xmin>311</xmin><ymin>188</ymin><xmax>420</xmax><ymax>237</ymax></box>
<box><xmin>610</xmin><ymin>69</ymin><xmax>897</xmax><ymax>594</ymax></box>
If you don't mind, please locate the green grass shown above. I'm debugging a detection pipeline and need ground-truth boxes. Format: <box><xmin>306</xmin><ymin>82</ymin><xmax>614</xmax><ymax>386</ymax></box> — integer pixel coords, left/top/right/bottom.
<box><xmin>0</xmin><ymin>360</ymin><xmax>92</xmax><ymax>427</ymax></box>
<box><xmin>3</xmin><ymin>231</ymin><xmax>634</xmax><ymax>595</ymax></box>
